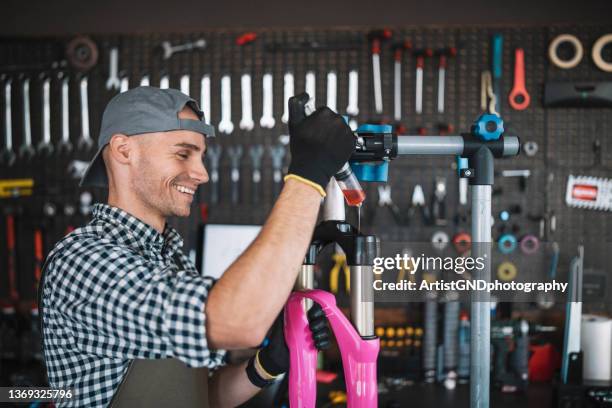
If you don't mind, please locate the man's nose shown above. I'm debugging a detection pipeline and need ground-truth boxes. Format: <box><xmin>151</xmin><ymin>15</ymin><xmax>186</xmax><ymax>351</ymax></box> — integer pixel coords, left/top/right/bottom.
<box><xmin>190</xmin><ymin>159</ymin><xmax>209</xmax><ymax>184</ymax></box>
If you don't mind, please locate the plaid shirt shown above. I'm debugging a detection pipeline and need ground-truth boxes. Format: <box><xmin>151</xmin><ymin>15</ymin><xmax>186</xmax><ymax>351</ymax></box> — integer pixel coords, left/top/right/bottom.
<box><xmin>41</xmin><ymin>203</ymin><xmax>226</xmax><ymax>407</ymax></box>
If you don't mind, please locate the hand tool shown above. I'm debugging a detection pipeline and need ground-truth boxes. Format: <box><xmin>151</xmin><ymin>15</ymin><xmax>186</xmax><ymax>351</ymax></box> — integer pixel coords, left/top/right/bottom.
<box><xmin>548</xmin><ymin>34</ymin><xmax>583</xmax><ymax>69</ymax></box>
<box><xmin>508</xmin><ymin>49</ymin><xmax>530</xmax><ymax>110</ymax></box>
<box><xmin>409</xmin><ymin>184</ymin><xmax>431</xmax><ymax>225</ymax></box>
<box><xmin>443</xmin><ymin>297</ymin><xmax>460</xmax><ymax>389</ymax></box>
<box><xmin>592</xmin><ymin>34</ymin><xmax>612</xmax><ymax>72</ymax></box>
<box><xmin>5</xmin><ymin>214</ymin><xmax>19</xmax><ymax>302</ymax></box>
<box><xmin>37</xmin><ymin>76</ymin><xmax>54</xmax><ymax>157</ymax></box>
<box><xmin>159</xmin><ymin>74</ymin><xmax>169</xmax><ymax>89</ymax></box>
<box><xmin>491</xmin><ymin>34</ymin><xmax>503</xmax><ymax>114</ymax></box>
<box><xmin>218</xmin><ymin>75</ymin><xmax>233</xmax><ymax>134</ymax></box>
<box><xmin>180</xmin><ymin>74</ymin><xmax>190</xmax><ymax>95</ymax></box>
<box><xmin>1</xmin><ymin>79</ymin><xmax>16</xmax><ymax>166</ymax></box>
<box><xmin>80</xmin><ymin>191</ymin><xmax>92</xmax><ymax>215</ymax></box>
<box><xmin>140</xmin><ymin>75</ymin><xmax>150</xmax><ymax>86</ymax></box>
<box><xmin>281</xmin><ymin>72</ymin><xmax>294</xmax><ymax>124</ymax></box>
<box><xmin>423</xmin><ymin>297</ymin><xmax>438</xmax><ymax>383</ymax></box>
<box><xmin>260</xmin><ymin>73</ymin><xmax>275</xmax><ymax>128</ymax></box>
<box><xmin>19</xmin><ymin>77</ymin><xmax>36</xmax><ymax>160</ymax></box>
<box><xmin>431</xmin><ymin>177</ymin><xmax>447</xmax><ymax>226</ymax></box>
<box><xmin>414</xmin><ymin>48</ymin><xmax>433</xmax><ymax>114</ymax></box>
<box><xmin>392</xmin><ymin>41</ymin><xmax>412</xmax><ymax>121</ymax></box>
<box><xmin>436</xmin><ymin>47</ymin><xmax>457</xmax><ymax>114</ymax></box>
<box><xmin>269</xmin><ymin>144</ymin><xmax>286</xmax><ymax>198</ymax></box>
<box><xmin>457</xmin><ymin>157</ymin><xmax>468</xmax><ymax>206</ymax></box>
<box><xmin>200</xmin><ymin>74</ymin><xmax>211</xmax><ymax>125</ymax></box>
<box><xmin>326</xmin><ymin>71</ymin><xmax>337</xmax><ymax>112</ymax></box>
<box><xmin>305</xmin><ymin>71</ymin><xmax>316</xmax><ymax>106</ymax></box>
<box><xmin>565</xmin><ymin>174</ymin><xmax>612</xmax><ymax>211</ymax></box>
<box><xmin>205</xmin><ymin>144</ymin><xmax>222</xmax><ymax>204</ymax></box>
<box><xmin>480</xmin><ymin>70</ymin><xmax>497</xmax><ymax>114</ymax></box>
<box><xmin>106</xmin><ymin>47</ymin><xmax>120</xmax><ymax>91</ymax></box>
<box><xmin>346</xmin><ymin>69</ymin><xmax>359</xmax><ymax>116</ymax></box>
<box><xmin>431</xmin><ymin>230</ymin><xmax>449</xmax><ymax>250</ymax></box>
<box><xmin>377</xmin><ymin>184</ymin><xmax>405</xmax><ymax>224</ymax></box>
<box><xmin>457</xmin><ymin>313</ymin><xmax>470</xmax><ymax>382</ymax></box>
<box><xmin>77</xmin><ymin>76</ymin><xmax>94</xmax><ymax>152</ymax></box>
<box><xmin>561</xmin><ymin>246</ymin><xmax>583</xmax><ymax>384</ymax></box>
<box><xmin>65</xmin><ymin>36</ymin><xmax>99</xmax><ymax>71</ymax></box>
<box><xmin>544</xmin><ymin>81</ymin><xmax>612</xmax><ymax>107</ymax></box>
<box><xmin>329</xmin><ymin>249</ymin><xmax>350</xmax><ymax>294</ymax></box>
<box><xmin>235</xmin><ymin>32</ymin><xmax>257</xmax><ymax>46</ymax></box>
<box><xmin>249</xmin><ymin>144</ymin><xmax>264</xmax><ymax>204</ymax></box>
<box><xmin>523</xmin><ymin>141</ymin><xmax>538</xmax><ymax>156</ymax></box>
<box><xmin>120</xmin><ymin>76</ymin><xmax>129</xmax><ymax>93</ymax></box>
<box><xmin>368</xmin><ymin>29</ymin><xmax>392</xmax><ymax>114</ymax></box>
<box><xmin>228</xmin><ymin>145</ymin><xmax>243</xmax><ymax>205</ymax></box>
<box><xmin>161</xmin><ymin>38</ymin><xmax>207</xmax><ymax>60</ymax></box>
<box><xmin>239</xmin><ymin>73</ymin><xmax>254</xmax><ymax>131</ymax></box>
<box><xmin>0</xmin><ymin>178</ymin><xmax>34</xmax><ymax>198</ymax></box>
<box><xmin>33</xmin><ymin>229</ymin><xmax>44</xmax><ymax>293</ymax></box>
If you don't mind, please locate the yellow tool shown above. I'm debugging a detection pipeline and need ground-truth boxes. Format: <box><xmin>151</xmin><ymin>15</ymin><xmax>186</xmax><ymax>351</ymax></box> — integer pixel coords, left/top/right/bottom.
<box><xmin>0</xmin><ymin>179</ymin><xmax>34</xmax><ymax>198</ymax></box>
<box><xmin>328</xmin><ymin>390</ymin><xmax>347</xmax><ymax>404</ymax></box>
<box><xmin>329</xmin><ymin>252</ymin><xmax>350</xmax><ymax>294</ymax></box>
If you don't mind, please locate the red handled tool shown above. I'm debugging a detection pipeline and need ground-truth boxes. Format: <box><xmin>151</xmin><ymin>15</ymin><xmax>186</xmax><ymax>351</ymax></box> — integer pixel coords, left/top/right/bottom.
<box><xmin>414</xmin><ymin>48</ymin><xmax>433</xmax><ymax>114</ymax></box>
<box><xmin>368</xmin><ymin>29</ymin><xmax>392</xmax><ymax>114</ymax></box>
<box><xmin>508</xmin><ymin>48</ymin><xmax>530</xmax><ymax>110</ymax></box>
<box><xmin>6</xmin><ymin>215</ymin><xmax>19</xmax><ymax>302</ymax></box>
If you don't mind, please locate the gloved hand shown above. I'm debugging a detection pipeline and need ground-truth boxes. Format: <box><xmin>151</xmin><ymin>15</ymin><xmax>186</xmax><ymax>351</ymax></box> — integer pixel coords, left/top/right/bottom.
<box><xmin>284</xmin><ymin>92</ymin><xmax>355</xmax><ymax>197</ymax></box>
<box><xmin>249</xmin><ymin>303</ymin><xmax>330</xmax><ymax>385</ymax></box>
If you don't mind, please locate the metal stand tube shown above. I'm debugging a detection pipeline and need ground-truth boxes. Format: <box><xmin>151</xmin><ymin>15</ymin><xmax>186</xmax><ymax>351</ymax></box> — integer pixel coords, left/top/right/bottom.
<box><xmin>349</xmin><ymin>265</ymin><xmax>375</xmax><ymax>337</ymax></box>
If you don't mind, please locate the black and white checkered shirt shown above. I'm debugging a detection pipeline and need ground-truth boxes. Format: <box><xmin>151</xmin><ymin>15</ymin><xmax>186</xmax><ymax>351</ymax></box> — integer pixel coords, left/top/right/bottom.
<box><xmin>41</xmin><ymin>203</ymin><xmax>226</xmax><ymax>407</ymax></box>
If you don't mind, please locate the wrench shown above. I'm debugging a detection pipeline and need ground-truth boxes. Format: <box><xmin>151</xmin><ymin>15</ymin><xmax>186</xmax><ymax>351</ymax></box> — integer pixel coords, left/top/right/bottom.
<box><xmin>105</xmin><ymin>47</ymin><xmax>120</xmax><ymax>91</ymax></box>
<box><xmin>305</xmin><ymin>71</ymin><xmax>316</xmax><ymax>107</ymax></box>
<box><xmin>269</xmin><ymin>144</ymin><xmax>286</xmax><ymax>198</ymax></box>
<box><xmin>58</xmin><ymin>75</ymin><xmax>73</xmax><ymax>154</ymax></box>
<box><xmin>508</xmin><ymin>48</ymin><xmax>530</xmax><ymax>110</ymax></box>
<box><xmin>228</xmin><ymin>145</ymin><xmax>243</xmax><ymax>205</ymax></box>
<box><xmin>260</xmin><ymin>73</ymin><xmax>275</xmax><ymax>128</ymax></box>
<box><xmin>140</xmin><ymin>75</ymin><xmax>150</xmax><ymax>87</ymax></box>
<box><xmin>77</xmin><ymin>76</ymin><xmax>94</xmax><ymax>152</ymax></box>
<box><xmin>218</xmin><ymin>75</ymin><xmax>233</xmax><ymax>134</ymax></box>
<box><xmin>180</xmin><ymin>74</ymin><xmax>190</xmax><ymax>95</ymax></box>
<box><xmin>414</xmin><ymin>49</ymin><xmax>433</xmax><ymax>114</ymax></box>
<box><xmin>372</xmin><ymin>38</ymin><xmax>383</xmax><ymax>114</ymax></box>
<box><xmin>37</xmin><ymin>76</ymin><xmax>54</xmax><ymax>157</ymax></box>
<box><xmin>326</xmin><ymin>71</ymin><xmax>337</xmax><ymax>112</ymax></box>
<box><xmin>200</xmin><ymin>74</ymin><xmax>211</xmax><ymax>124</ymax></box>
<box><xmin>346</xmin><ymin>69</ymin><xmax>359</xmax><ymax>116</ymax></box>
<box><xmin>281</xmin><ymin>72</ymin><xmax>294</xmax><ymax>124</ymax></box>
<box><xmin>205</xmin><ymin>144</ymin><xmax>222</xmax><ymax>204</ymax></box>
<box><xmin>120</xmin><ymin>76</ymin><xmax>129</xmax><ymax>93</ymax></box>
<box><xmin>1</xmin><ymin>79</ymin><xmax>16</xmax><ymax>166</ymax></box>
<box><xmin>159</xmin><ymin>75</ymin><xmax>169</xmax><ymax>89</ymax></box>
<box><xmin>161</xmin><ymin>38</ymin><xmax>207</xmax><ymax>60</ymax></box>
<box><xmin>19</xmin><ymin>78</ymin><xmax>35</xmax><ymax>160</ymax></box>
<box><xmin>249</xmin><ymin>144</ymin><xmax>264</xmax><ymax>204</ymax></box>
<box><xmin>239</xmin><ymin>73</ymin><xmax>254</xmax><ymax>131</ymax></box>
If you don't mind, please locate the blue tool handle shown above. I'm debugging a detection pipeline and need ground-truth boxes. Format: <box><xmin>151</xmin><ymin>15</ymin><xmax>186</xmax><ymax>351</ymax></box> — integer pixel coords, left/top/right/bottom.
<box><xmin>492</xmin><ymin>34</ymin><xmax>503</xmax><ymax>79</ymax></box>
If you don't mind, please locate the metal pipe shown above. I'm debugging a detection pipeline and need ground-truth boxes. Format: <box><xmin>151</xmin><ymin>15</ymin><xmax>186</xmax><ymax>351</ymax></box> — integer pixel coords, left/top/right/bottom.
<box><xmin>296</xmin><ymin>265</ymin><xmax>315</xmax><ymax>310</ymax></box>
<box><xmin>397</xmin><ymin>136</ymin><xmax>464</xmax><ymax>155</ymax></box>
<box><xmin>349</xmin><ymin>265</ymin><xmax>375</xmax><ymax>337</ymax></box>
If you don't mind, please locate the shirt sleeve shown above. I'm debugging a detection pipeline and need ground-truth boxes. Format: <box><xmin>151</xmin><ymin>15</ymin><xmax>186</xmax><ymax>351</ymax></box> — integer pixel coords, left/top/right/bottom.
<box><xmin>44</xmin><ymin>238</ymin><xmax>226</xmax><ymax>369</ymax></box>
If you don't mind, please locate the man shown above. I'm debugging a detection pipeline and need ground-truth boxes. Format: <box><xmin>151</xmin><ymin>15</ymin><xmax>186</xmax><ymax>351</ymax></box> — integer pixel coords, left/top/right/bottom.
<box><xmin>39</xmin><ymin>87</ymin><xmax>355</xmax><ymax>407</ymax></box>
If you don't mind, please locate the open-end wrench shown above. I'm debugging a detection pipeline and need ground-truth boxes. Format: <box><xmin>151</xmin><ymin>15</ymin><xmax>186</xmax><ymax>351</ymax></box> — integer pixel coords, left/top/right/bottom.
<box><xmin>159</xmin><ymin>74</ymin><xmax>169</xmax><ymax>89</ymax></box>
<box><xmin>281</xmin><ymin>72</ymin><xmax>294</xmax><ymax>124</ymax></box>
<box><xmin>260</xmin><ymin>73</ymin><xmax>275</xmax><ymax>128</ymax></box>
<box><xmin>239</xmin><ymin>73</ymin><xmax>254</xmax><ymax>131</ymax></box>
<box><xmin>200</xmin><ymin>74</ymin><xmax>211</xmax><ymax>124</ymax></box>
<box><xmin>58</xmin><ymin>75</ymin><xmax>73</xmax><ymax>154</ymax></box>
<box><xmin>105</xmin><ymin>47</ymin><xmax>120</xmax><ymax>91</ymax></box>
<box><xmin>218</xmin><ymin>75</ymin><xmax>233</xmax><ymax>134</ymax></box>
<box><xmin>140</xmin><ymin>75</ymin><xmax>150</xmax><ymax>87</ymax></box>
<box><xmin>205</xmin><ymin>144</ymin><xmax>222</xmax><ymax>204</ymax></box>
<box><xmin>1</xmin><ymin>79</ymin><xmax>16</xmax><ymax>166</ymax></box>
<box><xmin>305</xmin><ymin>71</ymin><xmax>316</xmax><ymax>107</ymax></box>
<box><xmin>249</xmin><ymin>144</ymin><xmax>264</xmax><ymax>204</ymax></box>
<box><xmin>180</xmin><ymin>74</ymin><xmax>190</xmax><ymax>95</ymax></box>
<box><xmin>19</xmin><ymin>78</ymin><xmax>35</xmax><ymax>160</ymax></box>
<box><xmin>120</xmin><ymin>76</ymin><xmax>129</xmax><ymax>93</ymax></box>
<box><xmin>77</xmin><ymin>76</ymin><xmax>94</xmax><ymax>152</ymax></box>
<box><xmin>326</xmin><ymin>71</ymin><xmax>337</xmax><ymax>113</ymax></box>
<box><xmin>161</xmin><ymin>38</ymin><xmax>207</xmax><ymax>60</ymax></box>
<box><xmin>37</xmin><ymin>76</ymin><xmax>54</xmax><ymax>157</ymax></box>
<box><xmin>228</xmin><ymin>145</ymin><xmax>243</xmax><ymax>205</ymax></box>
<box><xmin>269</xmin><ymin>144</ymin><xmax>286</xmax><ymax>198</ymax></box>
<box><xmin>346</xmin><ymin>69</ymin><xmax>359</xmax><ymax>116</ymax></box>
<box><xmin>414</xmin><ymin>49</ymin><xmax>433</xmax><ymax>114</ymax></box>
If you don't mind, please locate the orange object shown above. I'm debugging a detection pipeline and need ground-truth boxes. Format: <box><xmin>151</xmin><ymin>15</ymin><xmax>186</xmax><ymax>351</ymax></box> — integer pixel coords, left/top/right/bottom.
<box><xmin>529</xmin><ymin>343</ymin><xmax>560</xmax><ymax>382</ymax></box>
<box><xmin>508</xmin><ymin>49</ymin><xmax>531</xmax><ymax>110</ymax></box>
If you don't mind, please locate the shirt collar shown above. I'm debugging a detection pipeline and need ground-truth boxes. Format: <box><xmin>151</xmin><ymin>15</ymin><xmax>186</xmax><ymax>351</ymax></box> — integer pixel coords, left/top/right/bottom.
<box><xmin>91</xmin><ymin>203</ymin><xmax>183</xmax><ymax>254</ymax></box>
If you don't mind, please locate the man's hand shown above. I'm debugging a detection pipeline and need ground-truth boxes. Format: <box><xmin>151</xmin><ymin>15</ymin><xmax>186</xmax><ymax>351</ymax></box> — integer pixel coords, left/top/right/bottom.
<box><xmin>284</xmin><ymin>92</ymin><xmax>355</xmax><ymax>196</ymax></box>
<box><xmin>250</xmin><ymin>303</ymin><xmax>330</xmax><ymax>383</ymax></box>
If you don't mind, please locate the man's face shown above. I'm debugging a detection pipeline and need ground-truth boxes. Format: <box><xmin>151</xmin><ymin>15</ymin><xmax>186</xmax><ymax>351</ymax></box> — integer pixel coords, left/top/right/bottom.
<box><xmin>129</xmin><ymin>108</ymin><xmax>209</xmax><ymax>218</ymax></box>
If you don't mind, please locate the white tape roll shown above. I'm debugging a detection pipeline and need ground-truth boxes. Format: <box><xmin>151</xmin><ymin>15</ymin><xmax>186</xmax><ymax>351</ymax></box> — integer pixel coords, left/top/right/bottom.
<box><xmin>592</xmin><ymin>34</ymin><xmax>612</xmax><ymax>72</ymax></box>
<box><xmin>548</xmin><ymin>34</ymin><xmax>583</xmax><ymax>69</ymax></box>
<box><xmin>581</xmin><ymin>315</ymin><xmax>612</xmax><ymax>381</ymax></box>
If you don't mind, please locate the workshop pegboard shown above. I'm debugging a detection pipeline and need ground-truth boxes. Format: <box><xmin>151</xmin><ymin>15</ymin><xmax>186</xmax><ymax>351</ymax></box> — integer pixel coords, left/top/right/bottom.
<box><xmin>0</xmin><ymin>24</ymin><xmax>611</xmax><ymax>307</ymax></box>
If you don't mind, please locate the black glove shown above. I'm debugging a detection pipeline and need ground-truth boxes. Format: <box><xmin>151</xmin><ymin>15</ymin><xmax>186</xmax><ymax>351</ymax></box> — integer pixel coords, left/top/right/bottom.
<box><xmin>285</xmin><ymin>92</ymin><xmax>355</xmax><ymax>196</ymax></box>
<box><xmin>247</xmin><ymin>303</ymin><xmax>331</xmax><ymax>386</ymax></box>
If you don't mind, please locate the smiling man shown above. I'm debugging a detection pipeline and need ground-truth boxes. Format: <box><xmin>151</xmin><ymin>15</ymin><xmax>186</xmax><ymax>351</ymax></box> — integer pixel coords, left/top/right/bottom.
<box><xmin>39</xmin><ymin>87</ymin><xmax>353</xmax><ymax>407</ymax></box>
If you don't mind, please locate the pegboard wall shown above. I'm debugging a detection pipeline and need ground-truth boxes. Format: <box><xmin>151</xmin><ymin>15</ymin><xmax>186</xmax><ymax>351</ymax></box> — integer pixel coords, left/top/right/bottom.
<box><xmin>0</xmin><ymin>24</ymin><xmax>611</xmax><ymax>305</ymax></box>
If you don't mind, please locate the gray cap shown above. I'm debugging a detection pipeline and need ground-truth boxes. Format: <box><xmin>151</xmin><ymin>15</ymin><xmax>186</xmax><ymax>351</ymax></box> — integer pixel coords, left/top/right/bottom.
<box><xmin>80</xmin><ymin>86</ymin><xmax>215</xmax><ymax>188</ymax></box>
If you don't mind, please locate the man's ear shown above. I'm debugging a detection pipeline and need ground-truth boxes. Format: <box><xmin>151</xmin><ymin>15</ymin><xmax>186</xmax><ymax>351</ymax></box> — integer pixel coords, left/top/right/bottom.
<box><xmin>107</xmin><ymin>134</ymin><xmax>132</xmax><ymax>164</ymax></box>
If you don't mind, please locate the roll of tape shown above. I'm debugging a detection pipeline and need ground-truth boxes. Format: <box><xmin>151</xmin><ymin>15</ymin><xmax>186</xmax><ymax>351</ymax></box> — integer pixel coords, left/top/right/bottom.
<box><xmin>452</xmin><ymin>232</ymin><xmax>472</xmax><ymax>254</ymax></box>
<box><xmin>520</xmin><ymin>234</ymin><xmax>540</xmax><ymax>254</ymax></box>
<box><xmin>498</xmin><ymin>233</ymin><xmax>518</xmax><ymax>254</ymax></box>
<box><xmin>497</xmin><ymin>261</ymin><xmax>517</xmax><ymax>282</ymax></box>
<box><xmin>592</xmin><ymin>34</ymin><xmax>612</xmax><ymax>72</ymax></box>
<box><xmin>548</xmin><ymin>34</ymin><xmax>583</xmax><ymax>69</ymax></box>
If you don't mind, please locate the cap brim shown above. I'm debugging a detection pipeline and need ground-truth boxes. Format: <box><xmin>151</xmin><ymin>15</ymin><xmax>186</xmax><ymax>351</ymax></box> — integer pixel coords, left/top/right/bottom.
<box><xmin>79</xmin><ymin>146</ymin><xmax>108</xmax><ymax>188</ymax></box>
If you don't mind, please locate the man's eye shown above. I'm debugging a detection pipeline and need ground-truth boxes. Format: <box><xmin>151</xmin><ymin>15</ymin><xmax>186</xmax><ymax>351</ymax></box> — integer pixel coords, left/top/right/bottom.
<box><xmin>177</xmin><ymin>153</ymin><xmax>189</xmax><ymax>159</ymax></box>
